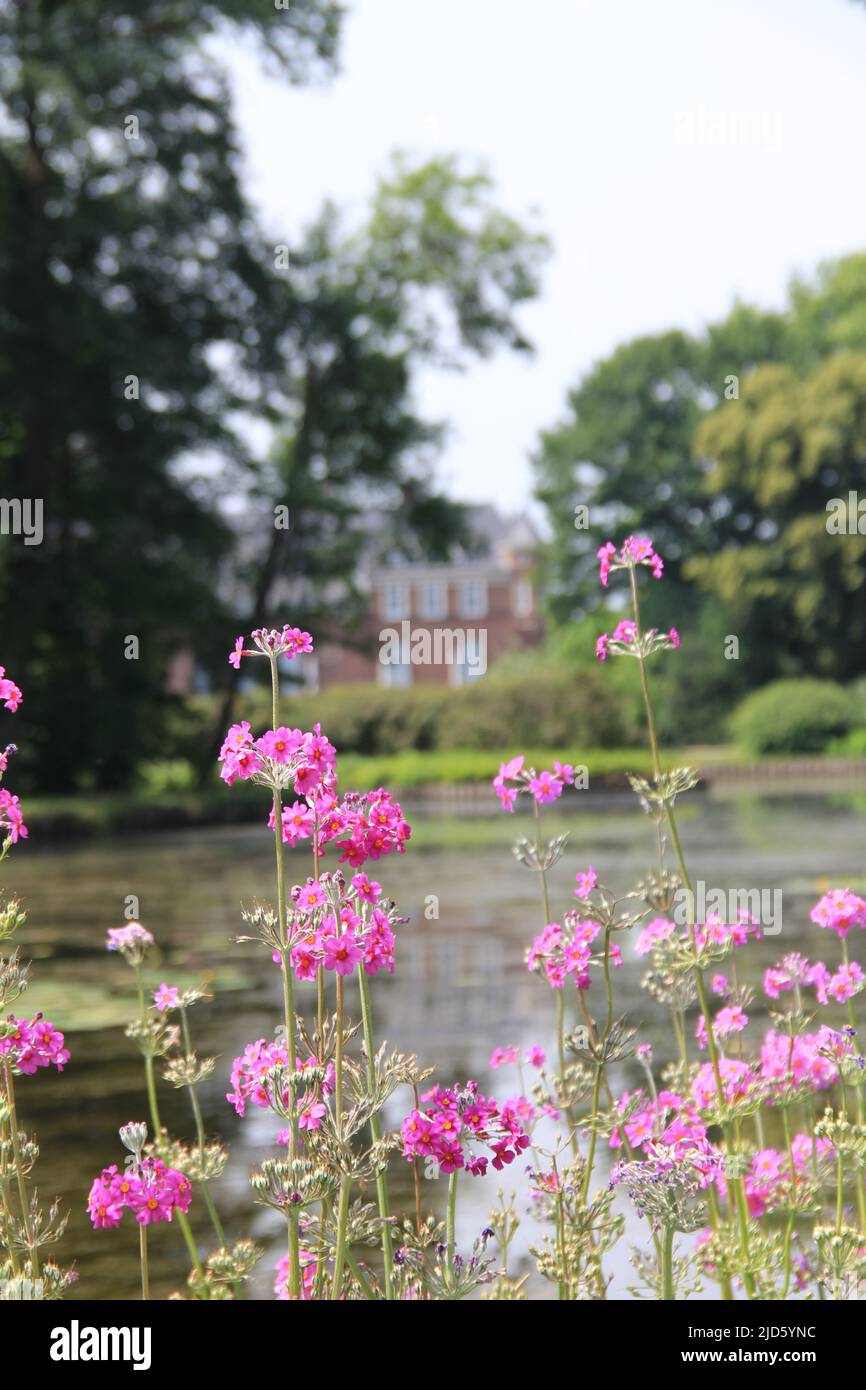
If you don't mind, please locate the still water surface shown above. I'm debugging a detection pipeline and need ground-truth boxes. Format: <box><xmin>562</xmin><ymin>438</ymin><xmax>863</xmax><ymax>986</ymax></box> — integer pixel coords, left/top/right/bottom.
<box><xmin>6</xmin><ymin>780</ymin><xmax>866</xmax><ymax>1299</ymax></box>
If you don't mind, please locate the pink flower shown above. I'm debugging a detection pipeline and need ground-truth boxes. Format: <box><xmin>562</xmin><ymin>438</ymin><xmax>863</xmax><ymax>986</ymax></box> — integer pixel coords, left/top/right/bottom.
<box><xmin>611</xmin><ymin>620</ymin><xmax>637</xmax><ymax>644</ymax></box>
<box><xmin>257</xmin><ymin>727</ymin><xmax>303</xmax><ymax>764</ymax></box>
<box><xmin>634</xmin><ymin>916</ymin><xmax>675</xmax><ymax>956</ymax></box>
<box><xmin>297</xmin><ymin>881</ymin><xmax>328</xmax><ymax>913</ymax></box>
<box><xmin>597</xmin><ymin>536</ymin><xmax>663</xmax><ymax>587</ymax></box>
<box><xmin>322</xmin><ymin>931</ymin><xmax>364</xmax><ymax>976</ymax></box>
<box><xmin>574</xmin><ymin>865</ymin><xmax>598</xmax><ymax>899</ymax></box>
<box><xmin>1</xmin><ymin>1015</ymin><xmax>70</xmax><ymax>1073</ymax></box>
<box><xmin>298</xmin><ymin>1100</ymin><xmax>327</xmax><ymax>1132</ymax></box>
<box><xmin>228</xmin><ymin>636</ymin><xmax>245</xmax><ymax>669</ymax></box>
<box><xmin>277</xmin><ymin>801</ymin><xmax>314</xmax><ymax>846</ymax></box>
<box><xmin>219</xmin><ymin>721</ymin><xmax>253</xmax><ymax>757</ymax></box>
<box><xmin>351</xmin><ymin>872</ymin><xmax>381</xmax><ymax>904</ymax></box>
<box><xmin>0</xmin><ymin>668</ymin><xmax>23</xmax><ymax>712</ymax></box>
<box><xmin>489</xmin><ymin>1045</ymin><xmax>519</xmax><ymax>1069</ymax></box>
<box><xmin>669</xmin><ymin>627</ymin><xmax>681</xmax><ymax>648</ymax></box>
<box><xmin>595</xmin><ymin>633</ymin><xmax>609</xmax><ymax>663</ymax></box>
<box><xmin>0</xmin><ymin>789</ymin><xmax>27</xmax><ymax>843</ymax></box>
<box><xmin>106</xmin><ymin>923</ymin><xmax>154</xmax><ymax>961</ymax></box>
<box><xmin>711</xmin><ymin>975</ymin><xmax>729</xmax><ymax>996</ymax></box>
<box><xmin>810</xmin><ymin>888</ymin><xmax>866</xmax><ymax>938</ymax></box>
<box><xmin>597</xmin><ymin>541</ymin><xmax>617</xmax><ymax>588</ymax></box>
<box><xmin>525</xmin><ymin>1045</ymin><xmax>546</xmax><ymax>1068</ymax></box>
<box><xmin>153</xmin><ymin>983</ymin><xmax>179</xmax><ymax>1014</ymax></box>
<box><xmin>529</xmin><ymin>770</ymin><xmax>564</xmax><ymax>805</ymax></box>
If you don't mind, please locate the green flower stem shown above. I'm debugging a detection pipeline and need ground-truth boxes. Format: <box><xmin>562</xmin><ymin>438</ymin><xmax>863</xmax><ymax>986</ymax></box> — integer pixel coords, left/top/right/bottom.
<box><xmin>446</xmin><ymin>1169</ymin><xmax>458</xmax><ymax>1269</ymax></box>
<box><xmin>139</xmin><ymin>1223</ymin><xmax>150</xmax><ymax>1301</ymax></box>
<box><xmin>328</xmin><ymin>973</ymin><xmax>353</xmax><ymax>1299</ymax></box>
<box><xmin>661</xmin><ymin>1225</ymin><xmax>675</xmax><ymax>1301</ymax></box>
<box><xmin>3</xmin><ymin>1061</ymin><xmax>38</xmax><ymax>1278</ymax></box>
<box><xmin>178</xmin><ymin>1005</ymin><xmax>243</xmax><ymax>1297</ymax></box>
<box><xmin>268</xmin><ymin>652</ymin><xmax>301</xmax><ymax>1300</ymax></box>
<box><xmin>134</xmin><ymin>968</ymin><xmax>203</xmax><ymax>1279</ymax></box>
<box><xmin>331</xmin><ymin>1173</ymin><xmax>351</xmax><ymax>1299</ymax></box>
<box><xmin>0</xmin><ymin>1113</ymin><xmax>21</xmax><ymax>1275</ymax></box>
<box><xmin>356</xmin><ymin>964</ymin><xmax>394</xmax><ymax>1299</ymax></box>
<box><xmin>345</xmin><ymin>1246</ymin><xmax>376</xmax><ymax>1300</ymax></box>
<box><xmin>840</xmin><ymin>939</ymin><xmax>866</xmax><ymax>1233</ymax></box>
<box><xmin>628</xmin><ymin>565</ymin><xmax>751</xmax><ymax>1296</ymax></box>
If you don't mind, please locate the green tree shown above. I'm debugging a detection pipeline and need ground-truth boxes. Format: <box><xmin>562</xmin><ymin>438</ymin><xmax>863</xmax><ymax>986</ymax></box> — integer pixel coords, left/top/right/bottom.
<box><xmin>689</xmin><ymin>353</ymin><xmax>866</xmax><ymax>682</ymax></box>
<box><xmin>533</xmin><ymin>252</ymin><xmax>866</xmax><ymax>694</ymax></box>
<box><xmin>210</xmin><ymin>158</ymin><xmax>548</xmax><ymax>753</ymax></box>
<box><xmin>0</xmin><ymin>0</ymin><xmax>344</xmax><ymax>790</ymax></box>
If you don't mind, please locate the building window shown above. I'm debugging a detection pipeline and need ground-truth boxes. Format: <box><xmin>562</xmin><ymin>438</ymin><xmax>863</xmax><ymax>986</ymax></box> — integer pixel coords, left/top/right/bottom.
<box><xmin>512</xmin><ymin>579</ymin><xmax>533</xmax><ymax>618</ymax></box>
<box><xmin>461</xmin><ymin>578</ymin><xmax>487</xmax><ymax>618</ymax></box>
<box><xmin>417</xmin><ymin>580</ymin><xmax>447</xmax><ymax>619</ymax></box>
<box><xmin>378</xmin><ymin>660</ymin><xmax>413</xmax><ymax>688</ymax></box>
<box><xmin>381</xmin><ymin>582</ymin><xmax>410</xmax><ymax>621</ymax></box>
<box><xmin>449</xmin><ymin>659</ymin><xmax>485</xmax><ymax>688</ymax></box>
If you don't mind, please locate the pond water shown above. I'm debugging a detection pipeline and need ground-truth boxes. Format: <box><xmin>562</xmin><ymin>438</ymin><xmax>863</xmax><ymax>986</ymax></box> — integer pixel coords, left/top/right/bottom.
<box><xmin>5</xmin><ymin>779</ymin><xmax>866</xmax><ymax>1299</ymax></box>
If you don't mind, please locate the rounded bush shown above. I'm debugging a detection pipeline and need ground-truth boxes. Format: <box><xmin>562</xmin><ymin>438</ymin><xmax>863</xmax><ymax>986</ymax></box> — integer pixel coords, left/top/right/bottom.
<box><xmin>730</xmin><ymin>678</ymin><xmax>855</xmax><ymax>755</ymax></box>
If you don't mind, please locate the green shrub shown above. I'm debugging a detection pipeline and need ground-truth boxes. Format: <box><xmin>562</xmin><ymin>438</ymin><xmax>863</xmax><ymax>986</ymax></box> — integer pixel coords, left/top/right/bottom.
<box><xmin>826</xmin><ymin>727</ymin><xmax>866</xmax><ymax>758</ymax></box>
<box><xmin>218</xmin><ymin>665</ymin><xmax>636</xmax><ymax>756</ymax></box>
<box><xmin>730</xmin><ymin>678</ymin><xmax>855</xmax><ymax>755</ymax></box>
<box><xmin>136</xmin><ymin>758</ymin><xmax>197</xmax><ymax>796</ymax></box>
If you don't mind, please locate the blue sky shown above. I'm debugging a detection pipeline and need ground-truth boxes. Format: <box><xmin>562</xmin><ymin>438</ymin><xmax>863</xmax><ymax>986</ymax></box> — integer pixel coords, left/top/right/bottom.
<box><xmin>219</xmin><ymin>0</ymin><xmax>866</xmax><ymax>511</ymax></box>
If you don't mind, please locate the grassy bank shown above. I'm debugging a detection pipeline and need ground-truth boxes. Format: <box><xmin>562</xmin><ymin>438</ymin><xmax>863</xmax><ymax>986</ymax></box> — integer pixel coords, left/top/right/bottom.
<box><xmin>19</xmin><ymin>746</ymin><xmax>743</xmax><ymax>840</ymax></box>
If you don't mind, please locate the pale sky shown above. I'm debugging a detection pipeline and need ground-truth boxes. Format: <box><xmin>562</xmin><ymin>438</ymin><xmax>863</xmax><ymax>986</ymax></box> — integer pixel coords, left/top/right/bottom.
<box><xmin>219</xmin><ymin>0</ymin><xmax>866</xmax><ymax>512</ymax></box>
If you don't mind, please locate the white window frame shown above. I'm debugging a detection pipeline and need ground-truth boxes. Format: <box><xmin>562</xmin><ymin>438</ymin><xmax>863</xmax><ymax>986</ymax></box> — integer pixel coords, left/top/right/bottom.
<box><xmin>512</xmin><ymin>578</ymin><xmax>533</xmax><ymax>618</ymax></box>
<box><xmin>461</xmin><ymin>578</ymin><xmax>488</xmax><ymax>619</ymax></box>
<box><xmin>381</xmin><ymin>582</ymin><xmax>410</xmax><ymax>621</ymax></box>
<box><xmin>417</xmin><ymin>580</ymin><xmax>448</xmax><ymax>619</ymax></box>
<box><xmin>378</xmin><ymin>659</ymin><xmax>413</xmax><ymax>688</ymax></box>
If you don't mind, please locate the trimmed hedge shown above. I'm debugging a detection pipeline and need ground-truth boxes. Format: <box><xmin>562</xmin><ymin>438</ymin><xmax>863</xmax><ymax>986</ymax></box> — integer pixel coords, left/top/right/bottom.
<box><xmin>730</xmin><ymin>678</ymin><xmax>856</xmax><ymax>755</ymax></box>
<box><xmin>250</xmin><ymin>665</ymin><xmax>637</xmax><ymax>755</ymax></box>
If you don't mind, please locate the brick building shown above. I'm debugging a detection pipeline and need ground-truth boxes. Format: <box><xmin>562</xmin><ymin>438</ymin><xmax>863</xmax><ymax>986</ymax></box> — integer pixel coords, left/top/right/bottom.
<box><xmin>316</xmin><ymin>506</ymin><xmax>544</xmax><ymax>688</ymax></box>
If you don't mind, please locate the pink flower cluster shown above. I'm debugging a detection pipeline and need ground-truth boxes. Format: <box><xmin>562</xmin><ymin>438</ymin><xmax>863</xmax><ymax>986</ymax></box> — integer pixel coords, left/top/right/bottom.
<box><xmin>228</xmin><ymin>625</ymin><xmax>314</xmax><ymax>669</ymax></box>
<box><xmin>810</xmin><ymin>888</ymin><xmax>866</xmax><ymax>938</ymax></box>
<box><xmin>0</xmin><ymin>668</ymin><xmax>26</xmax><ymax>845</ymax></box>
<box><xmin>527</xmin><ymin>917</ymin><xmax>620</xmax><ymax>991</ymax></box>
<box><xmin>595</xmin><ymin>622</ymin><xmax>680</xmax><ymax>663</ymax></box>
<box><xmin>313</xmin><ymin>789</ymin><xmax>411</xmax><ymax>867</ymax></box>
<box><xmin>105</xmin><ymin>922</ymin><xmax>155</xmax><ymax>964</ymax></box>
<box><xmin>226</xmin><ymin>1040</ymin><xmax>334</xmax><ymax>1121</ymax></box>
<box><xmin>745</xmin><ymin>1137</ymin><xmax>833</xmax><ymax>1218</ymax></box>
<box><xmin>286</xmin><ymin>872</ymin><xmax>398</xmax><ymax>981</ymax></box>
<box><xmin>0</xmin><ymin>666</ymin><xmax>22</xmax><ymax>712</ymax></box>
<box><xmin>400</xmin><ymin>1081</ymin><xmax>530</xmax><ymax>1178</ymax></box>
<box><xmin>695</xmin><ymin>1005</ymin><xmax>748</xmax><ymax>1050</ymax></box>
<box><xmin>489</xmin><ymin>1044</ymin><xmax>546</xmax><ymax>1069</ymax></box>
<box><xmin>219</xmin><ymin>721</ymin><xmax>336</xmax><ymax>792</ymax></box>
<box><xmin>635</xmin><ymin>912</ymin><xmax>760</xmax><ymax>959</ymax></box>
<box><xmin>764</xmin><ymin>952</ymin><xmax>865</xmax><ymax>1006</ymax></box>
<box><xmin>0</xmin><ymin>1014</ymin><xmax>70</xmax><ymax>1073</ymax></box>
<box><xmin>87</xmin><ymin>1158</ymin><xmax>192</xmax><ymax>1229</ymax></box>
<box><xmin>492</xmin><ymin>754</ymin><xmax>578</xmax><ymax>812</ymax></box>
<box><xmin>760</xmin><ymin>1026</ymin><xmax>849</xmax><ymax>1093</ymax></box>
<box><xmin>0</xmin><ymin>788</ymin><xmax>27</xmax><ymax>844</ymax></box>
<box><xmin>597</xmin><ymin>536</ymin><xmax>664</xmax><ymax>587</ymax></box>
